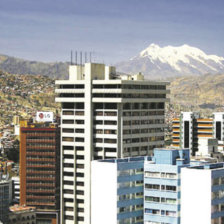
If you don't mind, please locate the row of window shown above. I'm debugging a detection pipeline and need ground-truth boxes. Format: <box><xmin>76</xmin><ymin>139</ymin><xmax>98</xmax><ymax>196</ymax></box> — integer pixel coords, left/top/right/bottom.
<box><xmin>145</xmin><ymin>171</ymin><xmax>177</xmax><ymax>179</ymax></box>
<box><xmin>123</xmin><ymin>136</ymin><xmax>164</xmax><ymax>144</ymax></box>
<box><xmin>63</xmin><ymin>110</ymin><xmax>84</xmax><ymax>116</ymax></box>
<box><xmin>94</xmin><ymin>138</ymin><xmax>117</xmax><ymax>144</ymax></box>
<box><xmin>145</xmin><ymin>196</ymin><xmax>177</xmax><ymax>204</ymax></box>
<box><xmin>123</xmin><ymin>145</ymin><xmax>160</xmax><ymax>154</ymax></box>
<box><xmin>123</xmin><ymin>119</ymin><xmax>164</xmax><ymax>126</ymax></box>
<box><xmin>145</xmin><ymin>209</ymin><xmax>177</xmax><ymax>217</ymax></box>
<box><xmin>94</xmin><ymin>129</ymin><xmax>117</xmax><ymax>134</ymax></box>
<box><xmin>59</xmin><ymin>93</ymin><xmax>84</xmax><ymax>98</ymax></box>
<box><xmin>63</xmin><ymin>180</ymin><xmax>84</xmax><ymax>186</ymax></box>
<box><xmin>94</xmin><ymin>111</ymin><xmax>117</xmax><ymax>116</ymax></box>
<box><xmin>118</xmin><ymin>215</ymin><xmax>143</xmax><ymax>224</ymax></box>
<box><xmin>118</xmin><ymin>192</ymin><xmax>144</xmax><ymax>201</ymax></box>
<box><xmin>118</xmin><ymin>180</ymin><xmax>144</xmax><ymax>188</ymax></box>
<box><xmin>62</xmin><ymin>119</ymin><xmax>84</xmax><ymax>124</ymax></box>
<box><xmin>63</xmin><ymin>146</ymin><xmax>84</xmax><ymax>151</ymax></box>
<box><xmin>62</xmin><ymin>102</ymin><xmax>84</xmax><ymax>109</ymax></box>
<box><xmin>63</xmin><ymin>172</ymin><xmax>84</xmax><ymax>177</ymax></box>
<box><xmin>123</xmin><ymin>102</ymin><xmax>164</xmax><ymax>110</ymax></box>
<box><xmin>92</xmin><ymin>84</ymin><xmax>166</xmax><ymax>90</ymax></box>
<box><xmin>119</xmin><ymin>203</ymin><xmax>143</xmax><ymax>213</ymax></box>
<box><xmin>123</xmin><ymin>128</ymin><xmax>164</xmax><ymax>135</ymax></box>
<box><xmin>92</xmin><ymin>93</ymin><xmax>166</xmax><ymax>98</ymax></box>
<box><xmin>62</xmin><ymin>137</ymin><xmax>84</xmax><ymax>142</ymax></box>
<box><xmin>123</xmin><ymin>111</ymin><xmax>164</xmax><ymax>116</ymax></box>
<box><xmin>145</xmin><ymin>184</ymin><xmax>177</xmax><ymax>192</ymax></box>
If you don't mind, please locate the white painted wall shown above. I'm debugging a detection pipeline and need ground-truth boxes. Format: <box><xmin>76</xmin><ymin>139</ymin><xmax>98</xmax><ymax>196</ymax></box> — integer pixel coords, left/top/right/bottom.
<box><xmin>197</xmin><ymin>138</ymin><xmax>218</xmax><ymax>156</ymax></box>
<box><xmin>181</xmin><ymin>168</ymin><xmax>211</xmax><ymax>224</ymax></box>
<box><xmin>91</xmin><ymin>161</ymin><xmax>117</xmax><ymax>224</ymax></box>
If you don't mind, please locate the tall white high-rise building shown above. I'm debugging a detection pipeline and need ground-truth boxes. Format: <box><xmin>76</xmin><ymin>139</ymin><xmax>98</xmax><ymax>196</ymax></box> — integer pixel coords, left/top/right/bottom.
<box><xmin>55</xmin><ymin>63</ymin><xmax>169</xmax><ymax>224</ymax></box>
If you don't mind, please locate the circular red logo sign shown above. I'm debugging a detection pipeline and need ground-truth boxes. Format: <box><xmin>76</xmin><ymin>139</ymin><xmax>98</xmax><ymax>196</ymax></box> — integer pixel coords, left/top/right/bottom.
<box><xmin>39</xmin><ymin>113</ymin><xmax>44</xmax><ymax>119</ymax></box>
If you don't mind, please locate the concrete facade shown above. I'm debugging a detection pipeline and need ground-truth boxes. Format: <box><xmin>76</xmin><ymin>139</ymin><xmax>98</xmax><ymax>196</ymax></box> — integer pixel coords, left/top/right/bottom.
<box><xmin>55</xmin><ymin>63</ymin><xmax>169</xmax><ymax>224</ymax></box>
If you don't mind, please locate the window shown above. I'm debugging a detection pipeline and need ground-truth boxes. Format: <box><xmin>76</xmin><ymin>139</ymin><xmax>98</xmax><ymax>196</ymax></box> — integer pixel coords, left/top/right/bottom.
<box><xmin>145</xmin><ymin>171</ymin><xmax>160</xmax><ymax>178</ymax></box>
<box><xmin>63</xmin><ymin>128</ymin><xmax>74</xmax><ymax>133</ymax></box>
<box><xmin>145</xmin><ymin>184</ymin><xmax>160</xmax><ymax>190</ymax></box>
<box><xmin>145</xmin><ymin>196</ymin><xmax>160</xmax><ymax>203</ymax></box>
<box><xmin>62</xmin><ymin>120</ymin><xmax>74</xmax><ymax>124</ymax></box>
<box><xmin>62</xmin><ymin>137</ymin><xmax>74</xmax><ymax>142</ymax></box>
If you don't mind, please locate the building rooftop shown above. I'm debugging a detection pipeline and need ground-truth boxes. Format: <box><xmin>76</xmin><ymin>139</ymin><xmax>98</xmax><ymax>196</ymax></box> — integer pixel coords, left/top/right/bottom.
<box><xmin>97</xmin><ymin>156</ymin><xmax>152</xmax><ymax>163</ymax></box>
<box><xmin>189</xmin><ymin>162</ymin><xmax>224</xmax><ymax>170</ymax></box>
<box><xmin>10</xmin><ymin>205</ymin><xmax>36</xmax><ymax>213</ymax></box>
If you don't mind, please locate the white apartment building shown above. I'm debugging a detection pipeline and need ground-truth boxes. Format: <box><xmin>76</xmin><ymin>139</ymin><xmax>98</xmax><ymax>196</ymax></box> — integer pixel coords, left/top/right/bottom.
<box><xmin>55</xmin><ymin>63</ymin><xmax>169</xmax><ymax>224</ymax></box>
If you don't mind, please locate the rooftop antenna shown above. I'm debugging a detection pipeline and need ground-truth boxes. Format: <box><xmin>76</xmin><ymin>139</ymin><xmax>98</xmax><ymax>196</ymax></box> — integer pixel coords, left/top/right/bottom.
<box><xmin>70</xmin><ymin>50</ymin><xmax>73</xmax><ymax>65</ymax></box>
<box><xmin>85</xmin><ymin>52</ymin><xmax>87</xmax><ymax>63</ymax></box>
<box><xmin>75</xmin><ymin>51</ymin><xmax>78</xmax><ymax>65</ymax></box>
<box><xmin>80</xmin><ymin>51</ymin><xmax>82</xmax><ymax>65</ymax></box>
<box><xmin>89</xmin><ymin>52</ymin><xmax>92</xmax><ymax>63</ymax></box>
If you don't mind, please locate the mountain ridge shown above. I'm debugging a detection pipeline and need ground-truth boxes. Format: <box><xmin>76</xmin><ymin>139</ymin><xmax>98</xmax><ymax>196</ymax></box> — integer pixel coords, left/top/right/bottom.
<box><xmin>1</xmin><ymin>44</ymin><xmax>224</xmax><ymax>79</ymax></box>
<box><xmin>116</xmin><ymin>44</ymin><xmax>224</xmax><ymax>78</ymax></box>
<box><xmin>0</xmin><ymin>54</ymin><xmax>69</xmax><ymax>79</ymax></box>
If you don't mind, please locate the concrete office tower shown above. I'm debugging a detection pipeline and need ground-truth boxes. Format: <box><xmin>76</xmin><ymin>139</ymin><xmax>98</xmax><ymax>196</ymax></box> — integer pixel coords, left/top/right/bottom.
<box><xmin>55</xmin><ymin>63</ymin><xmax>169</xmax><ymax>224</ymax></box>
<box><xmin>144</xmin><ymin>148</ymin><xmax>190</xmax><ymax>224</ymax></box>
<box><xmin>181</xmin><ymin>163</ymin><xmax>224</xmax><ymax>224</ymax></box>
<box><xmin>20</xmin><ymin>120</ymin><xmax>60</xmax><ymax>224</ymax></box>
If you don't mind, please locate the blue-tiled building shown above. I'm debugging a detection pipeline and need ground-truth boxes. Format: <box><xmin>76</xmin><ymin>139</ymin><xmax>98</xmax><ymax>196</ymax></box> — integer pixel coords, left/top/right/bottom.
<box><xmin>92</xmin><ymin>148</ymin><xmax>220</xmax><ymax>224</ymax></box>
<box><xmin>91</xmin><ymin>156</ymin><xmax>151</xmax><ymax>224</ymax></box>
<box><xmin>144</xmin><ymin>148</ymin><xmax>190</xmax><ymax>224</ymax></box>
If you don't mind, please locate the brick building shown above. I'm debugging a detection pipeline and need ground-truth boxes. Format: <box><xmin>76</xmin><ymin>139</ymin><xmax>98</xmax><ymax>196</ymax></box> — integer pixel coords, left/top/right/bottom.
<box><xmin>20</xmin><ymin>118</ymin><xmax>60</xmax><ymax>224</ymax></box>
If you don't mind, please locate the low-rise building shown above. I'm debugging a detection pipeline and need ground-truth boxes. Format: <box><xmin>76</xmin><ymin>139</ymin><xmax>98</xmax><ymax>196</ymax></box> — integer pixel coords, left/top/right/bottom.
<box><xmin>9</xmin><ymin>205</ymin><xmax>36</xmax><ymax>224</ymax></box>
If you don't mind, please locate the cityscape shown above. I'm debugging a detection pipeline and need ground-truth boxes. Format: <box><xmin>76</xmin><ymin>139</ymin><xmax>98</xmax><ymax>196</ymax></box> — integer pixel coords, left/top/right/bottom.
<box><xmin>1</xmin><ymin>0</ymin><xmax>224</xmax><ymax>224</ymax></box>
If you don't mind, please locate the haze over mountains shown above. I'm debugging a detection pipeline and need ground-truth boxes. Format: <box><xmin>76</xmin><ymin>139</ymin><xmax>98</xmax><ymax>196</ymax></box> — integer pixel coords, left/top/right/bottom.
<box><xmin>116</xmin><ymin>44</ymin><xmax>224</xmax><ymax>79</ymax></box>
<box><xmin>1</xmin><ymin>44</ymin><xmax>224</xmax><ymax>79</ymax></box>
<box><xmin>0</xmin><ymin>55</ymin><xmax>69</xmax><ymax>79</ymax></box>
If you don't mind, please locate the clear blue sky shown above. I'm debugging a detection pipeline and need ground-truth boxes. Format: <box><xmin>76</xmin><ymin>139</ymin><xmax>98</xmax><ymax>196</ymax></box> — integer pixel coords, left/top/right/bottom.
<box><xmin>0</xmin><ymin>0</ymin><xmax>224</xmax><ymax>63</ymax></box>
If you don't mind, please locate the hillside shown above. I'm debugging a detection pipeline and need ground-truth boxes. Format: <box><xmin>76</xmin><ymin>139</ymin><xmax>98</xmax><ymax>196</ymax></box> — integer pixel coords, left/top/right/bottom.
<box><xmin>169</xmin><ymin>73</ymin><xmax>224</xmax><ymax>113</ymax></box>
<box><xmin>0</xmin><ymin>70</ymin><xmax>59</xmax><ymax>129</ymax></box>
<box><xmin>0</xmin><ymin>55</ymin><xmax>68</xmax><ymax>79</ymax></box>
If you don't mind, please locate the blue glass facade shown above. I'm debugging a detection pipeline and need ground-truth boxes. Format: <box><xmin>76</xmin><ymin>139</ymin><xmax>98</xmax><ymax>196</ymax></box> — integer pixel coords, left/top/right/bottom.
<box><xmin>100</xmin><ymin>157</ymin><xmax>151</xmax><ymax>224</ymax></box>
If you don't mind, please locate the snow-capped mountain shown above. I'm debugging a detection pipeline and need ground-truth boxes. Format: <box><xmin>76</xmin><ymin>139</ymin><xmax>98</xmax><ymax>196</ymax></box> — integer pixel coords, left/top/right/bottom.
<box><xmin>116</xmin><ymin>44</ymin><xmax>224</xmax><ymax>79</ymax></box>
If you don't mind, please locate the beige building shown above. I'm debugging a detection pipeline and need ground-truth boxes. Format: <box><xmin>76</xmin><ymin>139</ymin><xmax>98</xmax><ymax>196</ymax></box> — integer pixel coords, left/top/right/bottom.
<box><xmin>55</xmin><ymin>63</ymin><xmax>169</xmax><ymax>224</ymax></box>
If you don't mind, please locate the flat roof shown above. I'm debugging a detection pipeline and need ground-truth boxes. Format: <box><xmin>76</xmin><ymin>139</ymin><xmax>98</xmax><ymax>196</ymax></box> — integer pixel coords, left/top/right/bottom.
<box><xmin>10</xmin><ymin>205</ymin><xmax>36</xmax><ymax>212</ymax></box>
